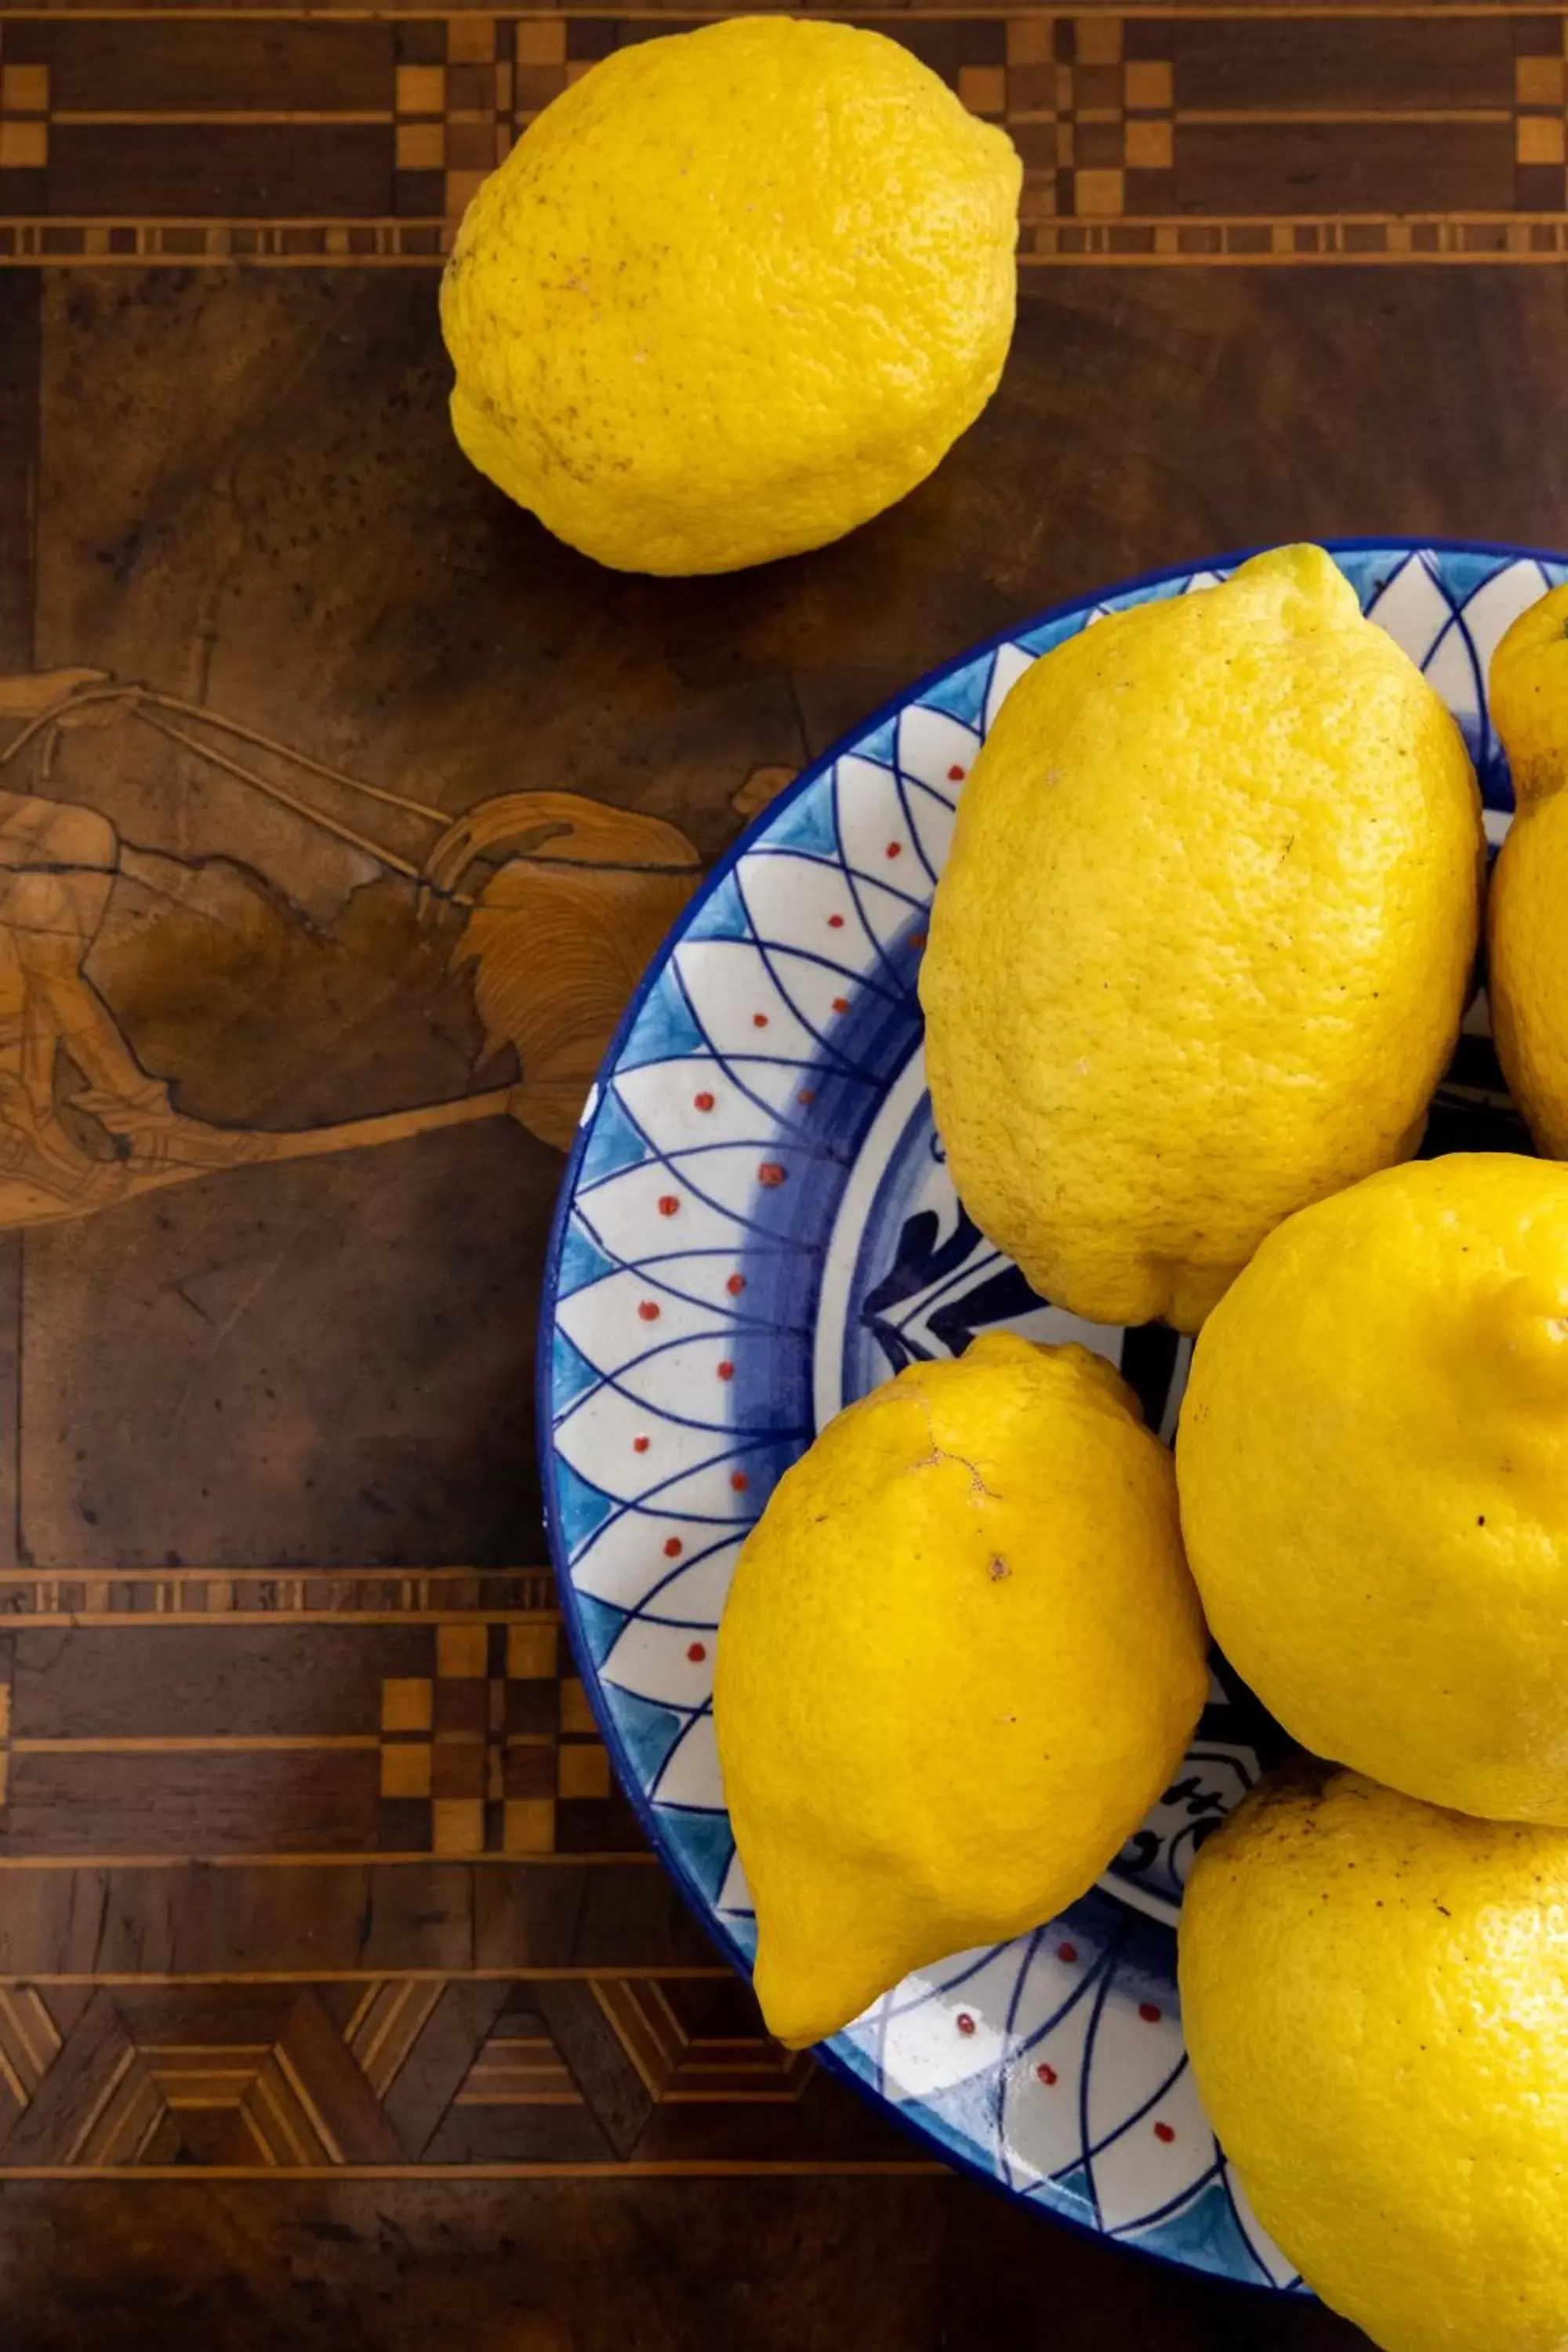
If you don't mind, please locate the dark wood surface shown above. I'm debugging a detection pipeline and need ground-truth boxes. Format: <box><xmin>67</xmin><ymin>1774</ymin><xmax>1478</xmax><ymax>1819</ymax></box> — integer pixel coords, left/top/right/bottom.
<box><xmin>6</xmin><ymin>7</ymin><xmax>1568</xmax><ymax>2343</ymax></box>
<box><xmin>11</xmin><ymin>4</ymin><xmax>1568</xmax><ymax>263</ymax></box>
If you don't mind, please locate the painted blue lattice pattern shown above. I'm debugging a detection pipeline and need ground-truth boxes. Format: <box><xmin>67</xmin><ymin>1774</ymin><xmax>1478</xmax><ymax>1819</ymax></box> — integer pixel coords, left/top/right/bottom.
<box><xmin>541</xmin><ymin>543</ymin><xmax>1567</xmax><ymax>2288</ymax></box>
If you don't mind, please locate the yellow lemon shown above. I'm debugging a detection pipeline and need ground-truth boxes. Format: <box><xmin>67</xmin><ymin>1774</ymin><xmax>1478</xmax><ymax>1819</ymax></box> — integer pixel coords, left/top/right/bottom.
<box><xmin>1178</xmin><ymin>1152</ymin><xmax>1568</xmax><ymax>1824</ymax></box>
<box><xmin>920</xmin><ymin>544</ymin><xmax>1484</xmax><ymax>1331</ymax></box>
<box><xmin>1489</xmin><ymin>584</ymin><xmax>1568</xmax><ymax>1155</ymax></box>
<box><xmin>1181</xmin><ymin>1766</ymin><xmax>1568</xmax><ymax>2352</ymax></box>
<box><xmin>439</xmin><ymin>18</ymin><xmax>1021</xmax><ymax>575</ymax></box>
<box><xmin>713</xmin><ymin>1334</ymin><xmax>1207</xmax><ymax>2048</ymax></box>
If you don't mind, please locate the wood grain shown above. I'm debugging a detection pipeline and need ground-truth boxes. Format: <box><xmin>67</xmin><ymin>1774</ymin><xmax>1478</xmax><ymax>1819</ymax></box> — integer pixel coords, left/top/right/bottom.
<box><xmin>1</xmin><ymin>13</ymin><xmax>1559</xmax><ymax>2337</ymax></box>
<box><xmin>42</xmin><ymin>25</ymin><xmax>398</xmax><ymax>115</ymax></box>
<box><xmin>47</xmin><ymin>122</ymin><xmax>397</xmax><ymax>218</ymax></box>
<box><xmin>0</xmin><ymin>260</ymin><xmax>1552</xmax><ymax>2344</ymax></box>
<box><xmin>8</xmin><ymin>9</ymin><xmax>1568</xmax><ymax>266</ymax></box>
<box><xmin>0</xmin><ymin>2178</ymin><xmax>1367</xmax><ymax>2349</ymax></box>
<box><xmin>1171</xmin><ymin>15</ymin><xmax>1516</xmax><ymax>114</ymax></box>
<box><xmin>0</xmin><ymin>279</ymin><xmax>35</xmax><ymax>672</ymax></box>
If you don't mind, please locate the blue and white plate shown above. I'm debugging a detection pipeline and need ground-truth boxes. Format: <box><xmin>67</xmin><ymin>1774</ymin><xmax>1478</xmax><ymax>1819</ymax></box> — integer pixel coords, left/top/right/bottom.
<box><xmin>539</xmin><ymin>542</ymin><xmax>1555</xmax><ymax>2288</ymax></box>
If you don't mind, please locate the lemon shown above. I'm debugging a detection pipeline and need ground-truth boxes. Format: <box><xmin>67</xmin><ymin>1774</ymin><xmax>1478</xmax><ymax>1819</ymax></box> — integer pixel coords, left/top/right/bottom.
<box><xmin>439</xmin><ymin>18</ymin><xmax>1021</xmax><ymax>575</ymax></box>
<box><xmin>713</xmin><ymin>1334</ymin><xmax>1207</xmax><ymax>2048</ymax></box>
<box><xmin>1181</xmin><ymin>1766</ymin><xmax>1568</xmax><ymax>2352</ymax></box>
<box><xmin>1488</xmin><ymin>584</ymin><xmax>1568</xmax><ymax>1155</ymax></box>
<box><xmin>1178</xmin><ymin>1152</ymin><xmax>1568</xmax><ymax>1824</ymax></box>
<box><xmin>920</xmin><ymin>544</ymin><xmax>1484</xmax><ymax>1331</ymax></box>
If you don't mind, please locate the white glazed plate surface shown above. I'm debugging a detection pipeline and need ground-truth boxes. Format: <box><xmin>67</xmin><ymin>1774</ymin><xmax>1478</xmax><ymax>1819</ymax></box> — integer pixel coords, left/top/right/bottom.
<box><xmin>539</xmin><ymin>541</ymin><xmax>1554</xmax><ymax>2288</ymax></box>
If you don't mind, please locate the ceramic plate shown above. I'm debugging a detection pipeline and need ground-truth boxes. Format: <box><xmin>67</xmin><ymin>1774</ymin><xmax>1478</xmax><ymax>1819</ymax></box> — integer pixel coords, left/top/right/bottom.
<box><xmin>539</xmin><ymin>541</ymin><xmax>1555</xmax><ymax>2289</ymax></box>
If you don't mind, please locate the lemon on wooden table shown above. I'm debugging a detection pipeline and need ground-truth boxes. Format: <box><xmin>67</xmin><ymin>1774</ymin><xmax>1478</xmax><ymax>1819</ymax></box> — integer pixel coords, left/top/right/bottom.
<box><xmin>1178</xmin><ymin>1152</ymin><xmax>1568</xmax><ymax>1824</ymax></box>
<box><xmin>920</xmin><ymin>543</ymin><xmax>1484</xmax><ymax>1332</ymax></box>
<box><xmin>1489</xmin><ymin>583</ymin><xmax>1568</xmax><ymax>1154</ymax></box>
<box><xmin>440</xmin><ymin>17</ymin><xmax>1022</xmax><ymax>576</ymax></box>
<box><xmin>1181</xmin><ymin>1766</ymin><xmax>1568</xmax><ymax>2352</ymax></box>
<box><xmin>713</xmin><ymin>1334</ymin><xmax>1207</xmax><ymax>2049</ymax></box>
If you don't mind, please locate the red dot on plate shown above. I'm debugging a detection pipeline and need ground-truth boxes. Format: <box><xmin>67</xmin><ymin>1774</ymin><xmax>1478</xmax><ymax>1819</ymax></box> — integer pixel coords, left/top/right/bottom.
<box><xmin>752</xmin><ymin>1012</ymin><xmax>769</xmax><ymax>1029</ymax></box>
<box><xmin>726</xmin><ymin>1272</ymin><xmax>746</xmax><ymax>1296</ymax></box>
<box><xmin>948</xmin><ymin>764</ymin><xmax>967</xmax><ymax>782</ymax></box>
<box><xmin>797</xmin><ymin>1090</ymin><xmax>815</xmax><ymax>1107</ymax></box>
<box><xmin>687</xmin><ymin>1641</ymin><xmax>707</xmax><ymax>1664</ymax></box>
<box><xmin>633</xmin><ymin>1436</ymin><xmax>650</xmax><ymax>1454</ymax></box>
<box><xmin>663</xmin><ymin>1537</ymin><xmax>683</xmax><ymax>1559</ymax></box>
<box><xmin>1139</xmin><ymin>2002</ymin><xmax>1162</xmax><ymax>2024</ymax></box>
<box><xmin>1153</xmin><ymin>2122</ymin><xmax>1176</xmax><ymax>2145</ymax></box>
<box><xmin>731</xmin><ymin>1471</ymin><xmax>750</xmax><ymax>1493</ymax></box>
<box><xmin>831</xmin><ymin>997</ymin><xmax>849</xmax><ymax>1014</ymax></box>
<box><xmin>658</xmin><ymin>1195</ymin><xmax>679</xmax><ymax>1217</ymax></box>
<box><xmin>694</xmin><ymin>1091</ymin><xmax>715</xmax><ymax>1112</ymax></box>
<box><xmin>758</xmin><ymin>1163</ymin><xmax>786</xmax><ymax>1187</ymax></box>
<box><xmin>637</xmin><ymin>1301</ymin><xmax>661</xmax><ymax>1323</ymax></box>
<box><xmin>908</xmin><ymin>931</ymin><xmax>927</xmax><ymax>949</ymax></box>
<box><xmin>1036</xmin><ymin>2062</ymin><xmax>1058</xmax><ymax>2087</ymax></box>
<box><xmin>717</xmin><ymin>1362</ymin><xmax>735</xmax><ymax>1381</ymax></box>
<box><xmin>1058</xmin><ymin>1942</ymin><xmax>1078</xmax><ymax>1965</ymax></box>
<box><xmin>886</xmin><ymin>841</ymin><xmax>902</xmax><ymax>859</ymax></box>
<box><xmin>828</xmin><ymin>913</ymin><xmax>844</xmax><ymax>929</ymax></box>
<box><xmin>956</xmin><ymin>2012</ymin><xmax>976</xmax><ymax>2037</ymax></box>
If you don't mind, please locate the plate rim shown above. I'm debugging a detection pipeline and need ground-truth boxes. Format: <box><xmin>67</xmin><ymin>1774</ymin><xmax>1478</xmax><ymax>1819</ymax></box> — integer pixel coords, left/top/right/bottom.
<box><xmin>535</xmin><ymin>534</ymin><xmax>1568</xmax><ymax>2282</ymax></box>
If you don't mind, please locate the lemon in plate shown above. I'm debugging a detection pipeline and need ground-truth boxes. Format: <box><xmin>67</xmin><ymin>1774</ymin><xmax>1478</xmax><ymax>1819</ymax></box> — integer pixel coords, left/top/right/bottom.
<box><xmin>715</xmin><ymin>1335</ymin><xmax>1207</xmax><ymax>2047</ymax></box>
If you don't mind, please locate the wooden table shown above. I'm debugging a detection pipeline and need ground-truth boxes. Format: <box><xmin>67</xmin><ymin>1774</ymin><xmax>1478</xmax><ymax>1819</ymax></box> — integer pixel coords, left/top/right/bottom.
<box><xmin>0</xmin><ymin>5</ymin><xmax>1559</xmax><ymax>2342</ymax></box>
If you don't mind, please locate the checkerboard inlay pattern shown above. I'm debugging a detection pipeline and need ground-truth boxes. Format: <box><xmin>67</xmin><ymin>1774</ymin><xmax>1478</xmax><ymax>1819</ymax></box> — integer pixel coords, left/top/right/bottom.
<box><xmin>379</xmin><ymin>1620</ymin><xmax>613</xmax><ymax>1856</ymax></box>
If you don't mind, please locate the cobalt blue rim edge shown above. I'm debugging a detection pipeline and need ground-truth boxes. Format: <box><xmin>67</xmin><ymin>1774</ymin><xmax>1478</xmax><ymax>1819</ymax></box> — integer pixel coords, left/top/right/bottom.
<box><xmin>534</xmin><ymin>535</ymin><xmax>1568</xmax><ymax>2287</ymax></box>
